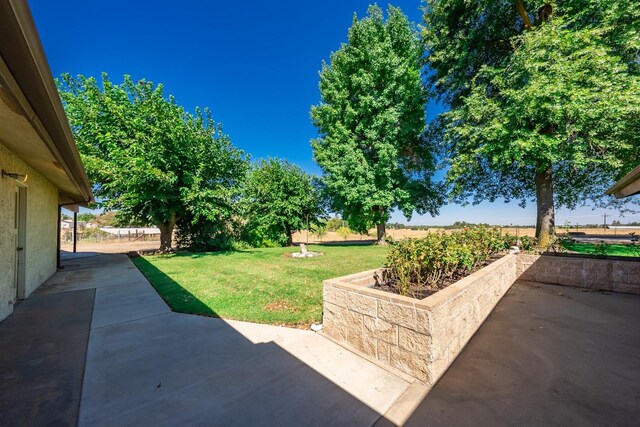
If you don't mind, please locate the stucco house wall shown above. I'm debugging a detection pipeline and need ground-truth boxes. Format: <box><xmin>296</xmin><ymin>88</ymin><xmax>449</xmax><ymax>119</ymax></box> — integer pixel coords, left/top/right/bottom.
<box><xmin>0</xmin><ymin>0</ymin><xmax>93</xmax><ymax>323</ymax></box>
<box><xmin>0</xmin><ymin>142</ymin><xmax>58</xmax><ymax>321</ymax></box>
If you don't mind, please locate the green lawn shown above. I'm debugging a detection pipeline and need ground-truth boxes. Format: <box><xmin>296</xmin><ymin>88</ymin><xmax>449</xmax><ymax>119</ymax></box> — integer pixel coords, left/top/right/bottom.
<box><xmin>133</xmin><ymin>244</ymin><xmax>388</xmax><ymax>327</ymax></box>
<box><xmin>562</xmin><ymin>241</ymin><xmax>640</xmax><ymax>257</ymax></box>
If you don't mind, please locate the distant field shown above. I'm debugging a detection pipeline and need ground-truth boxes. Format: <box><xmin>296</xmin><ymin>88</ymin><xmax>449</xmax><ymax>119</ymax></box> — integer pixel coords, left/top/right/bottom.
<box><xmin>293</xmin><ymin>227</ymin><xmax>640</xmax><ymax>243</ymax></box>
<box><xmin>61</xmin><ymin>241</ymin><xmax>161</xmax><ymax>254</ymax></box>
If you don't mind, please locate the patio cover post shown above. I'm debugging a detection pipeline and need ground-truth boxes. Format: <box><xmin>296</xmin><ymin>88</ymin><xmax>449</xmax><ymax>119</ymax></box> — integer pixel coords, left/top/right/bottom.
<box><xmin>57</xmin><ymin>205</ymin><xmax>61</xmax><ymax>268</ymax></box>
<box><xmin>73</xmin><ymin>211</ymin><xmax>77</xmax><ymax>253</ymax></box>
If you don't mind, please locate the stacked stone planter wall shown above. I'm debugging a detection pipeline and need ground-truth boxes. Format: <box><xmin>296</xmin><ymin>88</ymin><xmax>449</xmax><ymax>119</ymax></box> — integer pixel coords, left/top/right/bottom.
<box><xmin>517</xmin><ymin>254</ymin><xmax>640</xmax><ymax>294</ymax></box>
<box><xmin>323</xmin><ymin>252</ymin><xmax>639</xmax><ymax>385</ymax></box>
<box><xmin>322</xmin><ymin>254</ymin><xmax>518</xmax><ymax>384</ymax></box>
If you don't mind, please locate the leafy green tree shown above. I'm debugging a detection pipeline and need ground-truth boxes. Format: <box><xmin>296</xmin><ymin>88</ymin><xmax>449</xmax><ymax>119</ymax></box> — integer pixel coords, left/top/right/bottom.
<box><xmin>423</xmin><ymin>0</ymin><xmax>640</xmax><ymax>247</ymax></box>
<box><xmin>311</xmin><ymin>4</ymin><xmax>442</xmax><ymax>245</ymax></box>
<box><xmin>175</xmin><ymin>213</ymin><xmax>240</xmax><ymax>252</ymax></box>
<box><xmin>243</xmin><ymin>158</ymin><xmax>325</xmax><ymax>246</ymax></box>
<box><xmin>324</xmin><ymin>217</ymin><xmax>344</xmax><ymax>232</ymax></box>
<box><xmin>58</xmin><ymin>73</ymin><xmax>249</xmax><ymax>251</ymax></box>
<box><xmin>336</xmin><ymin>226</ymin><xmax>352</xmax><ymax>241</ymax></box>
<box><xmin>311</xmin><ymin>223</ymin><xmax>328</xmax><ymax>241</ymax></box>
<box><xmin>95</xmin><ymin>211</ymin><xmax>117</xmax><ymax>227</ymax></box>
<box><xmin>77</xmin><ymin>213</ymin><xmax>96</xmax><ymax>222</ymax></box>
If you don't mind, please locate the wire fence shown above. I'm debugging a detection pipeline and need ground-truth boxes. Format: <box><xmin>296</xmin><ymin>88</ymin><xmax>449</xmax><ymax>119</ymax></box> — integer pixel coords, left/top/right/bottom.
<box><xmin>60</xmin><ymin>227</ymin><xmax>160</xmax><ymax>245</ymax></box>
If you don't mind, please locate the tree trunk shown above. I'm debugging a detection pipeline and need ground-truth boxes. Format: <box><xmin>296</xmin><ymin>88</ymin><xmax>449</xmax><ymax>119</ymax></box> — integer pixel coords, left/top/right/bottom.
<box><xmin>157</xmin><ymin>215</ymin><xmax>177</xmax><ymax>252</ymax></box>
<box><xmin>285</xmin><ymin>225</ymin><xmax>293</xmax><ymax>246</ymax></box>
<box><xmin>515</xmin><ymin>0</ymin><xmax>533</xmax><ymax>30</ymax></box>
<box><xmin>376</xmin><ymin>222</ymin><xmax>386</xmax><ymax>245</ymax></box>
<box><xmin>535</xmin><ymin>164</ymin><xmax>555</xmax><ymax>249</ymax></box>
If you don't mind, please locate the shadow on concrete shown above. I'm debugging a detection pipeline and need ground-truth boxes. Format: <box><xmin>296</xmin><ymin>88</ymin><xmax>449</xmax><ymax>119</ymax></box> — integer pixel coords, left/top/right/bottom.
<box><xmin>383</xmin><ymin>280</ymin><xmax>640</xmax><ymax>426</ymax></box>
<box><xmin>18</xmin><ymin>253</ymin><xmax>405</xmax><ymax>426</ymax></box>
<box><xmin>81</xmin><ymin>308</ymin><xmax>395</xmax><ymax>426</ymax></box>
<box><xmin>0</xmin><ymin>288</ymin><xmax>94</xmax><ymax>426</ymax></box>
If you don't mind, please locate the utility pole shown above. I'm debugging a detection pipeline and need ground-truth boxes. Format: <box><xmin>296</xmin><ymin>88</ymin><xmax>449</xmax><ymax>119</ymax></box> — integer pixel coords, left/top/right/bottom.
<box><xmin>603</xmin><ymin>214</ymin><xmax>608</xmax><ymax>231</ymax></box>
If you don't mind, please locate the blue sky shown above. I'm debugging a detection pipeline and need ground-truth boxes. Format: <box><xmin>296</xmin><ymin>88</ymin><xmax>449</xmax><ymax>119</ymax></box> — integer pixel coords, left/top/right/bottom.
<box><xmin>30</xmin><ymin>0</ymin><xmax>638</xmax><ymax>225</ymax></box>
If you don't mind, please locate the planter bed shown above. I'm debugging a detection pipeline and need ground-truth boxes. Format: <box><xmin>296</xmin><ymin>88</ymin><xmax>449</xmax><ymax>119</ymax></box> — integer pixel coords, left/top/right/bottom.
<box><xmin>376</xmin><ymin>254</ymin><xmax>505</xmax><ymax>299</ymax></box>
<box><xmin>322</xmin><ymin>254</ymin><xmax>519</xmax><ymax>384</ymax></box>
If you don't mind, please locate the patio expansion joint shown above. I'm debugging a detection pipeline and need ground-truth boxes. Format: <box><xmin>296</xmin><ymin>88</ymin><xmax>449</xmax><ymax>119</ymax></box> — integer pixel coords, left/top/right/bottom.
<box><xmin>89</xmin><ymin>280</ymin><xmax>154</xmax><ymax>291</ymax></box>
<box><xmin>90</xmin><ymin>312</ymin><xmax>171</xmax><ymax>331</ymax></box>
<box><xmin>39</xmin><ymin>280</ymin><xmax>153</xmax><ymax>295</ymax></box>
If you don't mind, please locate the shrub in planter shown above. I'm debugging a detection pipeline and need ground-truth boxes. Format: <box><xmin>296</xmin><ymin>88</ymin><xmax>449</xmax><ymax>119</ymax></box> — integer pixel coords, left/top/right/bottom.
<box><xmin>502</xmin><ymin>234</ymin><xmax>537</xmax><ymax>251</ymax></box>
<box><xmin>629</xmin><ymin>233</ymin><xmax>640</xmax><ymax>257</ymax></box>
<box><xmin>384</xmin><ymin>227</ymin><xmax>508</xmax><ymax>297</ymax></box>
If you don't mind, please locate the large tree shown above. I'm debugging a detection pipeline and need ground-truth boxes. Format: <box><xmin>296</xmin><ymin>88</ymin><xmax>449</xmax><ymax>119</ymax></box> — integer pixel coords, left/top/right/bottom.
<box><xmin>243</xmin><ymin>158</ymin><xmax>325</xmax><ymax>246</ymax></box>
<box><xmin>423</xmin><ymin>0</ymin><xmax>640</xmax><ymax>247</ymax></box>
<box><xmin>58</xmin><ymin>73</ymin><xmax>248</xmax><ymax>251</ymax></box>
<box><xmin>311</xmin><ymin>4</ymin><xmax>442</xmax><ymax>244</ymax></box>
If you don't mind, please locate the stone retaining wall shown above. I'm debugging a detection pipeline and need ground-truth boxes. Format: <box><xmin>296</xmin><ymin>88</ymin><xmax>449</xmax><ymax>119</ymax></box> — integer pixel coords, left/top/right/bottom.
<box><xmin>323</xmin><ymin>253</ymin><xmax>640</xmax><ymax>385</ymax></box>
<box><xmin>322</xmin><ymin>254</ymin><xmax>518</xmax><ymax>384</ymax></box>
<box><xmin>517</xmin><ymin>254</ymin><xmax>640</xmax><ymax>294</ymax></box>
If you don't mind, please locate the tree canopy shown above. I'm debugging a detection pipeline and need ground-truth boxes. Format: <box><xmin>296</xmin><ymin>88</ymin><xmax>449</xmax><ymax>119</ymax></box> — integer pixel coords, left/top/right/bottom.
<box><xmin>243</xmin><ymin>158</ymin><xmax>325</xmax><ymax>246</ymax></box>
<box><xmin>311</xmin><ymin>4</ymin><xmax>442</xmax><ymax>244</ymax></box>
<box><xmin>58</xmin><ymin>73</ymin><xmax>249</xmax><ymax>251</ymax></box>
<box><xmin>76</xmin><ymin>213</ymin><xmax>95</xmax><ymax>223</ymax></box>
<box><xmin>422</xmin><ymin>0</ymin><xmax>640</xmax><ymax>246</ymax></box>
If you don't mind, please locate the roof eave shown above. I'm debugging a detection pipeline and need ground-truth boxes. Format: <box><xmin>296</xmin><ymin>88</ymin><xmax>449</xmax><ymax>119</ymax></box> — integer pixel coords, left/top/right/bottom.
<box><xmin>606</xmin><ymin>164</ymin><xmax>640</xmax><ymax>199</ymax></box>
<box><xmin>0</xmin><ymin>0</ymin><xmax>93</xmax><ymax>205</ymax></box>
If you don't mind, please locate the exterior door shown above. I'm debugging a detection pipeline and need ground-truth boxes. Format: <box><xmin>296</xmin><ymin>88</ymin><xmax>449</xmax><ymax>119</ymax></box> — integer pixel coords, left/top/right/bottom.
<box><xmin>13</xmin><ymin>186</ymin><xmax>26</xmax><ymax>300</ymax></box>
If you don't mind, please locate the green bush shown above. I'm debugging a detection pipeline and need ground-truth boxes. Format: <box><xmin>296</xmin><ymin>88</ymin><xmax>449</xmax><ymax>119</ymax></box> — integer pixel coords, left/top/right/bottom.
<box><xmin>230</xmin><ymin>240</ymin><xmax>253</xmax><ymax>251</ymax></box>
<box><xmin>81</xmin><ymin>227</ymin><xmax>109</xmax><ymax>239</ymax></box>
<box><xmin>384</xmin><ymin>227</ymin><xmax>508</xmax><ymax>297</ymax></box>
<box><xmin>175</xmin><ymin>214</ymin><xmax>238</xmax><ymax>252</ymax></box>
<box><xmin>518</xmin><ymin>236</ymin><xmax>537</xmax><ymax>251</ymax></box>
<box><xmin>503</xmin><ymin>233</ymin><xmax>537</xmax><ymax>251</ymax></box>
<box><xmin>240</xmin><ymin>222</ymin><xmax>289</xmax><ymax>247</ymax></box>
<box><xmin>325</xmin><ymin>217</ymin><xmax>344</xmax><ymax>232</ymax></box>
<box><xmin>628</xmin><ymin>233</ymin><xmax>640</xmax><ymax>257</ymax></box>
<box><xmin>311</xmin><ymin>224</ymin><xmax>328</xmax><ymax>240</ymax></box>
<box><xmin>336</xmin><ymin>226</ymin><xmax>351</xmax><ymax>240</ymax></box>
<box><xmin>591</xmin><ymin>241</ymin><xmax>612</xmax><ymax>257</ymax></box>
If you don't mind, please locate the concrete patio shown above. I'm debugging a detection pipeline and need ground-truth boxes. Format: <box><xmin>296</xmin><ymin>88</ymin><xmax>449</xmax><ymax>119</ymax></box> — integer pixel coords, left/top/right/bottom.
<box><xmin>1</xmin><ymin>252</ymin><xmax>415</xmax><ymax>426</ymax></box>
<box><xmin>381</xmin><ymin>280</ymin><xmax>640</xmax><ymax>426</ymax></box>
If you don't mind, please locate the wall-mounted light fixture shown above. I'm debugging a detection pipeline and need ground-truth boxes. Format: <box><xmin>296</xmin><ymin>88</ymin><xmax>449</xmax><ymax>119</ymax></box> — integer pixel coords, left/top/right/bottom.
<box><xmin>1</xmin><ymin>169</ymin><xmax>28</xmax><ymax>182</ymax></box>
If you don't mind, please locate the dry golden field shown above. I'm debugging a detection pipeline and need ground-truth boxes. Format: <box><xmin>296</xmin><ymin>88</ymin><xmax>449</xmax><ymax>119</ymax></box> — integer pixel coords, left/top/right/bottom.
<box><xmin>293</xmin><ymin>226</ymin><xmax>640</xmax><ymax>243</ymax></box>
<box><xmin>61</xmin><ymin>240</ymin><xmax>161</xmax><ymax>253</ymax></box>
<box><xmin>61</xmin><ymin>227</ymin><xmax>639</xmax><ymax>252</ymax></box>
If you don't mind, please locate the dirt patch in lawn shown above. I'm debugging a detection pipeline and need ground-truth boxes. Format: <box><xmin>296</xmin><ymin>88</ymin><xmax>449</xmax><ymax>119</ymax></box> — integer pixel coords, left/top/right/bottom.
<box><xmin>263</xmin><ymin>300</ymin><xmax>299</xmax><ymax>313</ymax></box>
